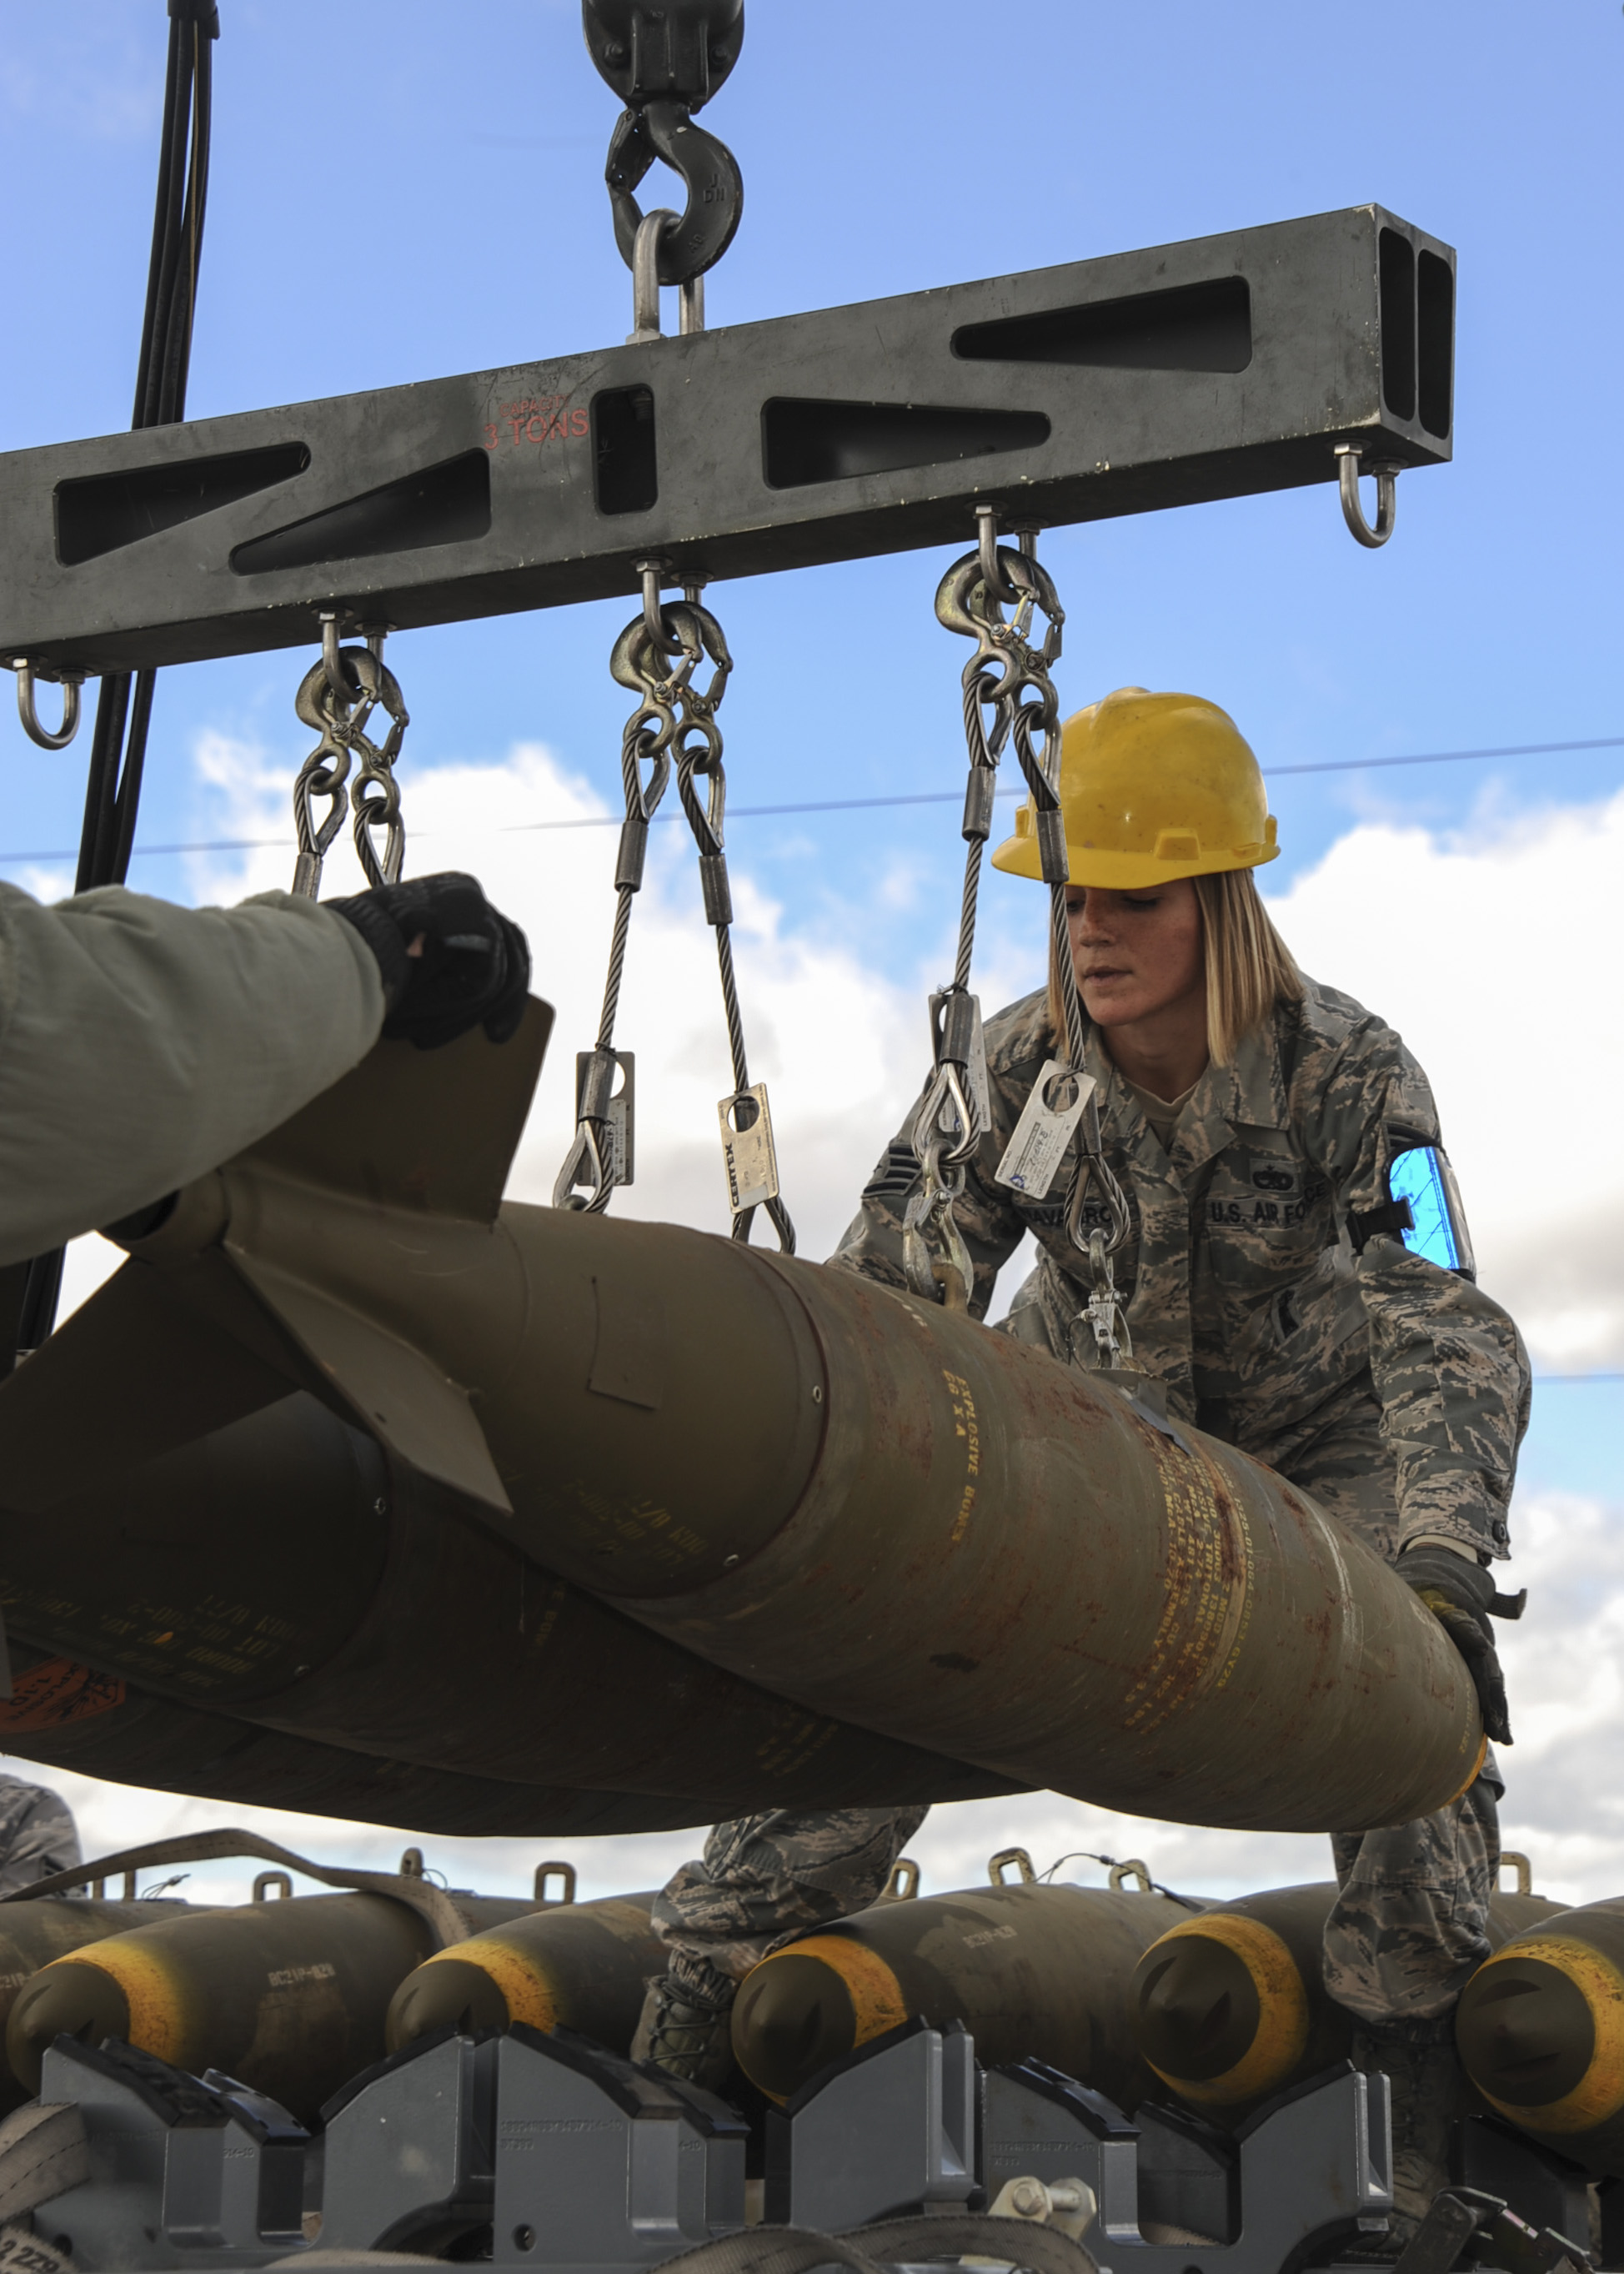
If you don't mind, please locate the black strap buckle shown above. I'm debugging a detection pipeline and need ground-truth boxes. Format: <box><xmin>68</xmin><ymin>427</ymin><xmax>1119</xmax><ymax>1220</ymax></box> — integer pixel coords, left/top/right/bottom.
<box><xmin>1347</xmin><ymin>1197</ymin><xmax>1415</xmax><ymax>1253</ymax></box>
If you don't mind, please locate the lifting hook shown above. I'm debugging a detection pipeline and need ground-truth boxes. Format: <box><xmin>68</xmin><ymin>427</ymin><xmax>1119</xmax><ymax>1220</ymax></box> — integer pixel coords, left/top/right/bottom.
<box><xmin>585</xmin><ymin>3</ymin><xmax>744</xmax><ymax>291</ymax></box>
<box><xmin>11</xmin><ymin>658</ymin><xmax>85</xmax><ymax>750</ymax></box>
<box><xmin>1335</xmin><ymin>444</ymin><xmax>1401</xmax><ymax>549</ymax></box>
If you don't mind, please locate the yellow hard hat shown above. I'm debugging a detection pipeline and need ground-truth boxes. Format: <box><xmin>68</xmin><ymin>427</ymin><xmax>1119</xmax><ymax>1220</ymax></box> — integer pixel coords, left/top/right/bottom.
<box><xmin>990</xmin><ymin>686</ymin><xmax>1279</xmax><ymax>890</ymax></box>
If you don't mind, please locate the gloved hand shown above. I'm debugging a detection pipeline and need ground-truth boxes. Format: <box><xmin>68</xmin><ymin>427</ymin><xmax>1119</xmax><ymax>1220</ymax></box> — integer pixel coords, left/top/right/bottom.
<box><xmin>1399</xmin><ymin>1544</ymin><xmax>1514</xmax><ymax>1745</ymax></box>
<box><xmin>328</xmin><ymin>873</ymin><xmax>531</xmax><ymax>1051</ymax></box>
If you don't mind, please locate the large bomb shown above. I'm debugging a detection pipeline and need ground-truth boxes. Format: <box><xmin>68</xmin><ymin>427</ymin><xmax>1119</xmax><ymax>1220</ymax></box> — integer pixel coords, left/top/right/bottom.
<box><xmin>9</xmin><ymin>1010</ymin><xmax>1482</xmax><ymax>1833</ymax></box>
<box><xmin>0</xmin><ymin>1388</ymin><xmax>1008</xmax><ymax>1821</ymax></box>
<box><xmin>1134</xmin><ymin>1880</ymin><xmax>1566</xmax><ymax>2116</ymax></box>
<box><xmin>386</xmin><ymin>1894</ymin><xmax>662</xmax><ymax>2055</ymax></box>
<box><xmin>730</xmin><ymin>1876</ymin><xmax>1196</xmax><ymax>2106</ymax></box>
<box><xmin>1455</xmin><ymin>1898</ymin><xmax>1624</xmax><ymax>2176</ymax></box>
<box><xmin>0</xmin><ymin>1639</ymin><xmax>708</xmax><ymax>1837</ymax></box>
<box><xmin>8</xmin><ymin>1888</ymin><xmax>539</xmax><ymax>2119</ymax></box>
<box><xmin>0</xmin><ymin>1893</ymin><xmax>195</xmax><ymax>2113</ymax></box>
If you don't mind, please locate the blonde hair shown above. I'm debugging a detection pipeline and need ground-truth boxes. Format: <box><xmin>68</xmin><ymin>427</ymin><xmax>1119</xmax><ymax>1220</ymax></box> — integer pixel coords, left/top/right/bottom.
<box><xmin>1046</xmin><ymin>869</ymin><xmax>1303</xmax><ymax>1067</ymax></box>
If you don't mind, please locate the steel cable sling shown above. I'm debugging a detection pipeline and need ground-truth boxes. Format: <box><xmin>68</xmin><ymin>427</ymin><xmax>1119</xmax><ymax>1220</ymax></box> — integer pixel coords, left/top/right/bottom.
<box><xmin>919</xmin><ymin>509</ymin><xmax>1133</xmax><ymax>1358</ymax></box>
<box><xmin>13</xmin><ymin>0</ymin><xmax>220</xmax><ymax>1362</ymax></box>
<box><xmin>555</xmin><ymin>564</ymin><xmax>794</xmax><ymax>1252</ymax></box>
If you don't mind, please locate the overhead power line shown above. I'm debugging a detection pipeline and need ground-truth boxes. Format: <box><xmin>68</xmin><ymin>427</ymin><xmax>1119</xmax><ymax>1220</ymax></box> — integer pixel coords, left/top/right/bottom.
<box><xmin>0</xmin><ymin>733</ymin><xmax>1619</xmax><ymax>871</ymax></box>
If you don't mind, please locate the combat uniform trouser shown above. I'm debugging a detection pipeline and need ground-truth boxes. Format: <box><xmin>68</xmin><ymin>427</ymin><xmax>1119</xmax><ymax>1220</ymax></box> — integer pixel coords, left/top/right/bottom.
<box><xmin>1249</xmin><ymin>1374</ymin><xmax>1501</xmax><ymax>2034</ymax></box>
<box><xmin>649</xmin><ymin>1805</ymin><xmax>929</xmax><ymax>2007</ymax></box>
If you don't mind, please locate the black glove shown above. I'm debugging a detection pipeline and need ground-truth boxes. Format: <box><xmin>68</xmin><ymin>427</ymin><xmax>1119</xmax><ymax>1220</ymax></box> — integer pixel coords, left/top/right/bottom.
<box><xmin>328</xmin><ymin>872</ymin><xmax>531</xmax><ymax>1051</ymax></box>
<box><xmin>1399</xmin><ymin>1544</ymin><xmax>1515</xmax><ymax>1746</ymax></box>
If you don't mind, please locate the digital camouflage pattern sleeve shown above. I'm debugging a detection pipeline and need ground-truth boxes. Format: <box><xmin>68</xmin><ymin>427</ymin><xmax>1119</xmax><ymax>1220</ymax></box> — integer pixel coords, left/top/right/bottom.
<box><xmin>0</xmin><ymin>1776</ymin><xmax>82</xmax><ymax>1897</ymax></box>
<box><xmin>1299</xmin><ymin>994</ymin><xmax>1531</xmax><ymax>1561</ymax></box>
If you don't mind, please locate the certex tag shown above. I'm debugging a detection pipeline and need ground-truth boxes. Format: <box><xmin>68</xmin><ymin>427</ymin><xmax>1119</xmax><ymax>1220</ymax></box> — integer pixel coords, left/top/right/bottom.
<box><xmin>718</xmin><ymin>1083</ymin><xmax>782</xmax><ymax>1212</ymax></box>
<box><xmin>995</xmin><ymin>1062</ymin><xmax>1097</xmax><ymax>1200</ymax></box>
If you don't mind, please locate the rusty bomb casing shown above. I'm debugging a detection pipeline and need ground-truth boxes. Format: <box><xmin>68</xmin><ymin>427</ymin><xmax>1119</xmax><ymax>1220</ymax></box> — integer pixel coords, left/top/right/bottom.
<box><xmin>386</xmin><ymin>1893</ymin><xmax>662</xmax><ymax>2055</ymax></box>
<box><xmin>1454</xmin><ymin>1899</ymin><xmax>1624</xmax><ymax>2177</ymax></box>
<box><xmin>20</xmin><ymin>1008</ymin><xmax>1484</xmax><ymax>1835</ymax></box>
<box><xmin>1133</xmin><ymin>1880</ymin><xmax>1567</xmax><ymax>2116</ymax></box>
<box><xmin>731</xmin><ymin>1879</ymin><xmax>1196</xmax><ymax>2105</ymax></box>
<box><xmin>0</xmin><ymin>1385</ymin><xmax>1008</xmax><ymax>1820</ymax></box>
<box><xmin>7</xmin><ymin>1887</ymin><xmax>540</xmax><ymax>2118</ymax></box>
<box><xmin>0</xmin><ymin>1639</ymin><xmax>710</xmax><ymax>1837</ymax></box>
<box><xmin>0</xmin><ymin>1893</ymin><xmax>198</xmax><ymax>2114</ymax></box>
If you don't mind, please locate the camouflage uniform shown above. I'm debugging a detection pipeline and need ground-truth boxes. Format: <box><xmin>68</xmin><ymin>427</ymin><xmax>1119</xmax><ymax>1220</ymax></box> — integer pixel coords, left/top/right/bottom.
<box><xmin>0</xmin><ymin>1775</ymin><xmax>80</xmax><ymax>1897</ymax></box>
<box><xmin>651</xmin><ymin>1806</ymin><xmax>930</xmax><ymax>2006</ymax></box>
<box><xmin>651</xmin><ymin>977</ymin><xmax>1528</xmax><ymax>2036</ymax></box>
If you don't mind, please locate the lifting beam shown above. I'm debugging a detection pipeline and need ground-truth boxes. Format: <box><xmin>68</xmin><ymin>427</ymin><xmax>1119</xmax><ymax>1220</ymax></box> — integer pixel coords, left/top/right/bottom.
<box><xmin>0</xmin><ymin>205</ymin><xmax>1453</xmax><ymax>680</ymax></box>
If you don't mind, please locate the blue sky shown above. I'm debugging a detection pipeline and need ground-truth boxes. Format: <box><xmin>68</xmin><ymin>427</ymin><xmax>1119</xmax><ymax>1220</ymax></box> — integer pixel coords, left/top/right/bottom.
<box><xmin>2</xmin><ymin>0</ymin><xmax>1623</xmax><ymax>1903</ymax></box>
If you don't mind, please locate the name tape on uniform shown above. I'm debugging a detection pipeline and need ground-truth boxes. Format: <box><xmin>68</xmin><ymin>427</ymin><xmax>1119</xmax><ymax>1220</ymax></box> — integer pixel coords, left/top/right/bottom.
<box><xmin>995</xmin><ymin>1062</ymin><xmax>1097</xmax><ymax>1200</ymax></box>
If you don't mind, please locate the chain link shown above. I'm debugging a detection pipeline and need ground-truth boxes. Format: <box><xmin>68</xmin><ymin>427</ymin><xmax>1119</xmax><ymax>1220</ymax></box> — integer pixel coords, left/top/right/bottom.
<box><xmin>928</xmin><ymin>510</ymin><xmax>1133</xmax><ymax>1354</ymax></box>
<box><xmin>288</xmin><ymin>620</ymin><xmax>409</xmax><ymax>898</ymax></box>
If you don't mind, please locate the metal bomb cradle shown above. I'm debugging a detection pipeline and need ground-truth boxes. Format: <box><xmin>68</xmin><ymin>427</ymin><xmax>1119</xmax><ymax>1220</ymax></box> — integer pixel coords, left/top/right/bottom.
<box><xmin>0</xmin><ymin>7</ymin><xmax>1544</xmax><ymax>2274</ymax></box>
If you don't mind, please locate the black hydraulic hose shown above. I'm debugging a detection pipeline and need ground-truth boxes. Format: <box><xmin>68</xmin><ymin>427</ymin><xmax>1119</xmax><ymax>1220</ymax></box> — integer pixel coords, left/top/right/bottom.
<box><xmin>14</xmin><ymin>1</ymin><xmax>218</xmax><ymax>1362</ymax></box>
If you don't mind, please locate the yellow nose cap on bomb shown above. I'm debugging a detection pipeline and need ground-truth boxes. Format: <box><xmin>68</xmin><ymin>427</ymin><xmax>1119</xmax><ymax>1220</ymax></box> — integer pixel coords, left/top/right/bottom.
<box><xmin>8</xmin><ymin>1960</ymin><xmax>134</xmax><ymax>2092</ymax></box>
<box><xmin>1131</xmin><ymin>1913</ymin><xmax>1309</xmax><ymax>2106</ymax></box>
<box><xmin>991</xmin><ymin>687</ymin><xmax>1278</xmax><ymax>891</ymax></box>
<box><xmin>732</xmin><ymin>1937</ymin><xmax>909</xmax><ymax>2101</ymax></box>
<box><xmin>1456</xmin><ymin>1940</ymin><xmax>1622</xmax><ymax>2131</ymax></box>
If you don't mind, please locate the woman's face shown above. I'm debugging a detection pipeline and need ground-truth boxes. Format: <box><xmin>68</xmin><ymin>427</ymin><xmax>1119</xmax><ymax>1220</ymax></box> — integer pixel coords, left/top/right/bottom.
<box><xmin>1066</xmin><ymin>881</ymin><xmax>1205</xmax><ymax>1030</ymax></box>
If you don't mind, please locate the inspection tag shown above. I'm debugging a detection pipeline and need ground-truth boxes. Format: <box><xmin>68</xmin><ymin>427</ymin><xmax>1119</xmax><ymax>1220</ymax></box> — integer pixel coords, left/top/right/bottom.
<box><xmin>719</xmin><ymin>1082</ymin><xmax>781</xmax><ymax>1212</ymax></box>
<box><xmin>994</xmin><ymin>1062</ymin><xmax>1096</xmax><ymax>1198</ymax></box>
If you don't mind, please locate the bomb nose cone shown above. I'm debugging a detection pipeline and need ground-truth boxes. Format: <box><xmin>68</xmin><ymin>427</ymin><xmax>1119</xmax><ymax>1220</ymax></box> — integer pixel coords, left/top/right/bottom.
<box><xmin>732</xmin><ymin>1954</ymin><xmax>859</xmax><ymax>2101</ymax></box>
<box><xmin>385</xmin><ymin>1958</ymin><xmax>511</xmax><ymax>2051</ymax></box>
<box><xmin>1456</xmin><ymin>1959</ymin><xmax>1596</xmax><ymax>2108</ymax></box>
<box><xmin>8</xmin><ymin>1961</ymin><xmax>132</xmax><ymax>2092</ymax></box>
<box><xmin>1135</xmin><ymin>1939</ymin><xmax>1261</xmax><ymax>2085</ymax></box>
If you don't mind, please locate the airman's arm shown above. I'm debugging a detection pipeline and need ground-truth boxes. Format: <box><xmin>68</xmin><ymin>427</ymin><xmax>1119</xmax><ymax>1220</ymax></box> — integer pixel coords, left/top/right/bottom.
<box><xmin>0</xmin><ymin>881</ymin><xmax>384</xmax><ymax>1267</ymax></box>
<box><xmin>1310</xmin><ymin>1023</ymin><xmax>1530</xmax><ymax>1562</ymax></box>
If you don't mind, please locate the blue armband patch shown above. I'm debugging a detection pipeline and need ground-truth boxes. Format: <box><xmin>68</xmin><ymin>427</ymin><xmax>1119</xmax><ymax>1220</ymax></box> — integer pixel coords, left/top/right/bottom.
<box><xmin>1388</xmin><ymin>1143</ymin><xmax>1476</xmax><ymax>1278</ymax></box>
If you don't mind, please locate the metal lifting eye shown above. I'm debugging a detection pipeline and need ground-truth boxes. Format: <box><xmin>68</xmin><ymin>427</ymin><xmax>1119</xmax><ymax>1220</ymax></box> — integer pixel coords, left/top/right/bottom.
<box><xmin>1335</xmin><ymin>444</ymin><xmax>1401</xmax><ymax>549</ymax></box>
<box><xmin>12</xmin><ymin>658</ymin><xmax>84</xmax><ymax>750</ymax></box>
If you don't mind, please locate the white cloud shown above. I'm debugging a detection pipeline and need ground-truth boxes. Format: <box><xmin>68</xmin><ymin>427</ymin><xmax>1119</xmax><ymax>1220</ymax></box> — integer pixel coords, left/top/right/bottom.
<box><xmin>183</xmin><ymin>735</ymin><xmax>933</xmax><ymax>1266</ymax></box>
<box><xmin>19</xmin><ymin>750</ymin><xmax>1624</xmax><ymax>1923</ymax></box>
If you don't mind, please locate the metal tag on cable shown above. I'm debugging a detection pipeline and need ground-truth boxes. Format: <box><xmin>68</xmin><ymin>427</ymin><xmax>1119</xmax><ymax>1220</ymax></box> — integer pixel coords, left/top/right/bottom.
<box><xmin>718</xmin><ymin>1082</ymin><xmax>781</xmax><ymax>1213</ymax></box>
<box><xmin>577</xmin><ymin>1051</ymin><xmax>636</xmax><ymax>1190</ymax></box>
<box><xmin>995</xmin><ymin>1062</ymin><xmax>1097</xmax><ymax>1200</ymax></box>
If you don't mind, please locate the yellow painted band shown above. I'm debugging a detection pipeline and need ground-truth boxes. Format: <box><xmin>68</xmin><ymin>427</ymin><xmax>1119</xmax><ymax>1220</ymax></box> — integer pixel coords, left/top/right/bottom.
<box><xmin>44</xmin><ymin>1938</ymin><xmax>183</xmax><ymax>2064</ymax></box>
<box><xmin>1471</xmin><ymin>1936</ymin><xmax>1624</xmax><ymax>2134</ymax></box>
<box><xmin>1444</xmin><ymin>1732</ymin><xmax>1490</xmax><ymax>1808</ymax></box>
<box><xmin>420</xmin><ymin>1937</ymin><xmax>558</xmax><ymax>2034</ymax></box>
<box><xmin>1141</xmin><ymin>1912</ymin><xmax>1310</xmax><ymax>2106</ymax></box>
<box><xmin>757</xmin><ymin>1935</ymin><xmax>909</xmax><ymax>2051</ymax></box>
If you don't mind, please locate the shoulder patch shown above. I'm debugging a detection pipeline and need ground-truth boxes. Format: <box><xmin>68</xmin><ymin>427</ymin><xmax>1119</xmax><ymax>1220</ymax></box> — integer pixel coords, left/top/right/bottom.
<box><xmin>863</xmin><ymin>1140</ymin><xmax>921</xmax><ymax>1202</ymax></box>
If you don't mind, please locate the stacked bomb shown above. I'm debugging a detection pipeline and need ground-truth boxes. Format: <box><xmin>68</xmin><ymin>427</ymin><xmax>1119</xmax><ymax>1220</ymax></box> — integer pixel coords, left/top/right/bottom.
<box><xmin>1130</xmin><ymin>1878</ymin><xmax>1567</xmax><ymax>2119</ymax></box>
<box><xmin>1455</xmin><ymin>1899</ymin><xmax>1624</xmax><ymax>2177</ymax></box>
<box><xmin>728</xmin><ymin>1850</ymin><xmax>1199</xmax><ymax>2106</ymax></box>
<box><xmin>1</xmin><ymin>1865</ymin><xmax>665</xmax><ymax>2121</ymax></box>
<box><xmin>725</xmin><ymin>1855</ymin><xmax>1592</xmax><ymax>2141</ymax></box>
<box><xmin>0</xmin><ymin>1891</ymin><xmax>198</xmax><ymax>2113</ymax></box>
